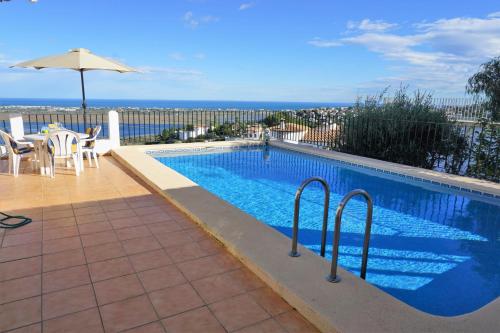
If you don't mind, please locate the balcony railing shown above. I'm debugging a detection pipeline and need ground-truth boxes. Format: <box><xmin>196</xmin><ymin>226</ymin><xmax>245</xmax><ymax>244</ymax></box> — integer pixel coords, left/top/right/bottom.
<box><xmin>0</xmin><ymin>105</ymin><xmax>498</xmax><ymax>182</ymax></box>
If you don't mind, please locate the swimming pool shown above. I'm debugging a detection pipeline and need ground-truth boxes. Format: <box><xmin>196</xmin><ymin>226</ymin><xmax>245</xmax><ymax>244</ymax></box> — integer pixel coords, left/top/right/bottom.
<box><xmin>155</xmin><ymin>145</ymin><xmax>500</xmax><ymax>317</ymax></box>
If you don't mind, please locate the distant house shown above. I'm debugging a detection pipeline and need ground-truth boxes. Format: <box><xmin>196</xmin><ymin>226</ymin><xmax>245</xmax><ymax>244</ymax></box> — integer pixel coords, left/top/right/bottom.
<box><xmin>301</xmin><ymin>124</ymin><xmax>338</xmax><ymax>147</ymax></box>
<box><xmin>269</xmin><ymin>119</ymin><xmax>309</xmax><ymax>144</ymax></box>
<box><xmin>245</xmin><ymin>124</ymin><xmax>264</xmax><ymax>140</ymax></box>
<box><xmin>178</xmin><ymin>126</ymin><xmax>209</xmax><ymax>140</ymax></box>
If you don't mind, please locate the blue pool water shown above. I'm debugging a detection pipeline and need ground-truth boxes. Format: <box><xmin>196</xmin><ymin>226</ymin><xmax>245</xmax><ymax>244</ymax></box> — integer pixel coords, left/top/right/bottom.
<box><xmin>155</xmin><ymin>146</ymin><xmax>500</xmax><ymax>316</ymax></box>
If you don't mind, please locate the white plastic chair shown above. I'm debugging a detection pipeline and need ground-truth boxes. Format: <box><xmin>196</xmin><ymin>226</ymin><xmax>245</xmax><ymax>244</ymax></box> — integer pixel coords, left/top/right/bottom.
<box><xmin>0</xmin><ymin>129</ymin><xmax>36</xmax><ymax>177</ymax></box>
<box><xmin>46</xmin><ymin>130</ymin><xmax>81</xmax><ymax>178</ymax></box>
<box><xmin>8</xmin><ymin>114</ymin><xmax>34</xmax><ymax>148</ymax></box>
<box><xmin>80</xmin><ymin>125</ymin><xmax>101</xmax><ymax>168</ymax></box>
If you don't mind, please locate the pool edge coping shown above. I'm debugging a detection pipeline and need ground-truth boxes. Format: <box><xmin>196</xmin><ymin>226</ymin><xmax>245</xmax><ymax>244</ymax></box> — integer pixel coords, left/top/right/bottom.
<box><xmin>112</xmin><ymin>140</ymin><xmax>500</xmax><ymax>333</ymax></box>
<box><xmin>270</xmin><ymin>141</ymin><xmax>500</xmax><ymax>198</ymax></box>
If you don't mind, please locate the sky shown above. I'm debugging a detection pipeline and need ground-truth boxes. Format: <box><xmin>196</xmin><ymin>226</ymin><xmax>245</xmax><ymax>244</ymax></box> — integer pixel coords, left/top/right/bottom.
<box><xmin>0</xmin><ymin>0</ymin><xmax>499</xmax><ymax>102</ymax></box>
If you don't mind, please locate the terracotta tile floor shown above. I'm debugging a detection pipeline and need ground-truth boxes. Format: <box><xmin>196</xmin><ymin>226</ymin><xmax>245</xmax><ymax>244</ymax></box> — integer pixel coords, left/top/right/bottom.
<box><xmin>0</xmin><ymin>157</ymin><xmax>319</xmax><ymax>333</ymax></box>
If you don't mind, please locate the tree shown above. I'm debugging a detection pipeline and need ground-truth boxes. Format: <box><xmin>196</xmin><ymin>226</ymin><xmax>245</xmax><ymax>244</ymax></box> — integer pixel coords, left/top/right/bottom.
<box><xmin>467</xmin><ymin>56</ymin><xmax>500</xmax><ymax>121</ymax></box>
<box><xmin>213</xmin><ymin>122</ymin><xmax>234</xmax><ymax>136</ymax></box>
<box><xmin>158</xmin><ymin>128</ymin><xmax>179</xmax><ymax>143</ymax></box>
<box><xmin>261</xmin><ymin>111</ymin><xmax>314</xmax><ymax>128</ymax></box>
<box><xmin>467</xmin><ymin>119</ymin><xmax>500</xmax><ymax>181</ymax></box>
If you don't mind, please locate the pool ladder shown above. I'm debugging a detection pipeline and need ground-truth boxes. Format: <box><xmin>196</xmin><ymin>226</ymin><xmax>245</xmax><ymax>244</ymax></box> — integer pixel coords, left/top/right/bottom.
<box><xmin>289</xmin><ymin>177</ymin><xmax>374</xmax><ymax>283</ymax></box>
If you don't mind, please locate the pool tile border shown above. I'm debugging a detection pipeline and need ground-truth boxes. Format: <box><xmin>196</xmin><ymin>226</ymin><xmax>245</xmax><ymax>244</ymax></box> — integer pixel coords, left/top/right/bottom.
<box><xmin>271</xmin><ymin>141</ymin><xmax>500</xmax><ymax>199</ymax></box>
<box><xmin>146</xmin><ymin>143</ymin><xmax>264</xmax><ymax>155</ymax></box>
<box><xmin>290</xmin><ymin>149</ymin><xmax>499</xmax><ymax>199</ymax></box>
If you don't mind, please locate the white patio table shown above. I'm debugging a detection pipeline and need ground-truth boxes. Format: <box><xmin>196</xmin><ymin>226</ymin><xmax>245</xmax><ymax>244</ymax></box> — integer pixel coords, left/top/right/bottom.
<box><xmin>23</xmin><ymin>133</ymin><xmax>89</xmax><ymax>176</ymax></box>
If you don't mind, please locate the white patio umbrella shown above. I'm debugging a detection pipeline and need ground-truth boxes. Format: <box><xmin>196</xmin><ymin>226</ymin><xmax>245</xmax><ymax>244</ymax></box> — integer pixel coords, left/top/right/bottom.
<box><xmin>11</xmin><ymin>48</ymin><xmax>137</xmax><ymax>127</ymax></box>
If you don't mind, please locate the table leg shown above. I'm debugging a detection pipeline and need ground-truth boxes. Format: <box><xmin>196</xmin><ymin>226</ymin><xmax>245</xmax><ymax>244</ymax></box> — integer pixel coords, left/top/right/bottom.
<box><xmin>78</xmin><ymin>144</ymin><xmax>84</xmax><ymax>172</ymax></box>
<box><xmin>37</xmin><ymin>142</ymin><xmax>51</xmax><ymax>177</ymax></box>
<box><xmin>36</xmin><ymin>142</ymin><xmax>46</xmax><ymax>176</ymax></box>
<box><xmin>43</xmin><ymin>149</ymin><xmax>51</xmax><ymax>177</ymax></box>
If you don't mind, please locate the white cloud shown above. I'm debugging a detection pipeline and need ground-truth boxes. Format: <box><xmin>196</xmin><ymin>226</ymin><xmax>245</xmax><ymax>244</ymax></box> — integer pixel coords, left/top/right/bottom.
<box><xmin>0</xmin><ymin>53</ymin><xmax>22</xmax><ymax>67</ymax></box>
<box><xmin>307</xmin><ymin>37</ymin><xmax>342</xmax><ymax>48</ymax></box>
<box><xmin>168</xmin><ymin>52</ymin><xmax>184</xmax><ymax>61</ymax></box>
<box><xmin>194</xmin><ymin>53</ymin><xmax>206</xmax><ymax>60</ymax></box>
<box><xmin>413</xmin><ymin>17</ymin><xmax>500</xmax><ymax>59</ymax></box>
<box><xmin>139</xmin><ymin>66</ymin><xmax>203</xmax><ymax>81</ymax></box>
<box><xmin>0</xmin><ymin>61</ymin><xmax>211</xmax><ymax>99</ymax></box>
<box><xmin>200</xmin><ymin>15</ymin><xmax>219</xmax><ymax>23</ymax></box>
<box><xmin>182</xmin><ymin>11</ymin><xmax>219</xmax><ymax>29</ymax></box>
<box><xmin>239</xmin><ymin>2</ymin><xmax>255</xmax><ymax>11</ymax></box>
<box><xmin>168</xmin><ymin>52</ymin><xmax>207</xmax><ymax>61</ymax></box>
<box><xmin>309</xmin><ymin>14</ymin><xmax>500</xmax><ymax>94</ymax></box>
<box><xmin>488</xmin><ymin>11</ymin><xmax>500</xmax><ymax>18</ymax></box>
<box><xmin>183</xmin><ymin>11</ymin><xmax>198</xmax><ymax>28</ymax></box>
<box><xmin>347</xmin><ymin>19</ymin><xmax>397</xmax><ymax>32</ymax></box>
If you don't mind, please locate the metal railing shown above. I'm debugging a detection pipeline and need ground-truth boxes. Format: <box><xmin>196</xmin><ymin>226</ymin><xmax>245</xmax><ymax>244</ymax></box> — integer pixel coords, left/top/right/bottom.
<box><xmin>382</xmin><ymin>97</ymin><xmax>489</xmax><ymax>121</ymax></box>
<box><xmin>2</xmin><ymin>105</ymin><xmax>498</xmax><ymax>182</ymax></box>
<box><xmin>0</xmin><ymin>119</ymin><xmax>7</xmax><ymax>132</ymax></box>
<box><xmin>1</xmin><ymin>112</ymin><xmax>109</xmax><ymax>139</ymax></box>
<box><xmin>289</xmin><ymin>177</ymin><xmax>330</xmax><ymax>258</ymax></box>
<box><xmin>117</xmin><ymin>109</ymin><xmax>275</xmax><ymax>145</ymax></box>
<box><xmin>274</xmin><ymin>111</ymin><xmax>498</xmax><ymax>182</ymax></box>
<box><xmin>327</xmin><ymin>189</ymin><xmax>373</xmax><ymax>283</ymax></box>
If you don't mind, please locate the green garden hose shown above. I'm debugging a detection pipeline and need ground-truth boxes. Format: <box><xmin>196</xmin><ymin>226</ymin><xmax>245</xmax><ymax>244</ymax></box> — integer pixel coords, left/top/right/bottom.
<box><xmin>0</xmin><ymin>212</ymin><xmax>32</xmax><ymax>229</ymax></box>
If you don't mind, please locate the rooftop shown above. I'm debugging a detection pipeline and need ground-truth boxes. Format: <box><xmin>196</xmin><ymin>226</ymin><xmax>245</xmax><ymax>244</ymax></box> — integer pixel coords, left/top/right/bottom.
<box><xmin>302</xmin><ymin>127</ymin><xmax>337</xmax><ymax>143</ymax></box>
<box><xmin>269</xmin><ymin>123</ymin><xmax>310</xmax><ymax>133</ymax></box>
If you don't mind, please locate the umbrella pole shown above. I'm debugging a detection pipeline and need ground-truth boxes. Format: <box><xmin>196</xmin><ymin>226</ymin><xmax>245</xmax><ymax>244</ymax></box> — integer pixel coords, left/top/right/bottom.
<box><xmin>80</xmin><ymin>69</ymin><xmax>87</xmax><ymax>129</ymax></box>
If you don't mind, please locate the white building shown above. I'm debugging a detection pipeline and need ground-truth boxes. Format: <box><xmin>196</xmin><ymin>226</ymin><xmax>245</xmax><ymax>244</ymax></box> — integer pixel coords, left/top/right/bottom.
<box><xmin>245</xmin><ymin>124</ymin><xmax>264</xmax><ymax>140</ymax></box>
<box><xmin>178</xmin><ymin>126</ymin><xmax>209</xmax><ymax>141</ymax></box>
<box><xmin>269</xmin><ymin>119</ymin><xmax>309</xmax><ymax>144</ymax></box>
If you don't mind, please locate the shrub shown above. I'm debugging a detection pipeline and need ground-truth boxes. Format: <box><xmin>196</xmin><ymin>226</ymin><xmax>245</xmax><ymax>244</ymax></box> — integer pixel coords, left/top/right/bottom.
<box><xmin>340</xmin><ymin>87</ymin><xmax>468</xmax><ymax>172</ymax></box>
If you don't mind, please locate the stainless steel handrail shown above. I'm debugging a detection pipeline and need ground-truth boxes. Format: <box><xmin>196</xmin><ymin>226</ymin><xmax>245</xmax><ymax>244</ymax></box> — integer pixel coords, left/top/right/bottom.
<box><xmin>289</xmin><ymin>177</ymin><xmax>330</xmax><ymax>258</ymax></box>
<box><xmin>326</xmin><ymin>189</ymin><xmax>373</xmax><ymax>283</ymax></box>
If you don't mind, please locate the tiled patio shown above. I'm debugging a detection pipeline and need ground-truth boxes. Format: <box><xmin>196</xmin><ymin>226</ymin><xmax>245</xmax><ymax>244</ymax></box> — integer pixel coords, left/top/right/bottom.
<box><xmin>0</xmin><ymin>157</ymin><xmax>319</xmax><ymax>333</ymax></box>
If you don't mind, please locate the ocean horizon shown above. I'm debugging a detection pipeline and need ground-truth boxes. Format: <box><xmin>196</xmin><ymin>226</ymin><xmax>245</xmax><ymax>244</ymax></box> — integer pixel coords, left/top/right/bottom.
<box><xmin>0</xmin><ymin>98</ymin><xmax>351</xmax><ymax>110</ymax></box>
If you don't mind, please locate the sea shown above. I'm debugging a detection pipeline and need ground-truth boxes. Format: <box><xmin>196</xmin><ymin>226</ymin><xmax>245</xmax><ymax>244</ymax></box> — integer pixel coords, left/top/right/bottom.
<box><xmin>0</xmin><ymin>98</ymin><xmax>351</xmax><ymax>110</ymax></box>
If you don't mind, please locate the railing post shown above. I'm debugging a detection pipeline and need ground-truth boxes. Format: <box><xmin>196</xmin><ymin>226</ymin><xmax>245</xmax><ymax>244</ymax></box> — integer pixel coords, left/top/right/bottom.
<box><xmin>108</xmin><ymin>110</ymin><xmax>120</xmax><ymax>150</ymax></box>
<box><xmin>289</xmin><ymin>177</ymin><xmax>330</xmax><ymax>258</ymax></box>
<box><xmin>326</xmin><ymin>189</ymin><xmax>373</xmax><ymax>283</ymax></box>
